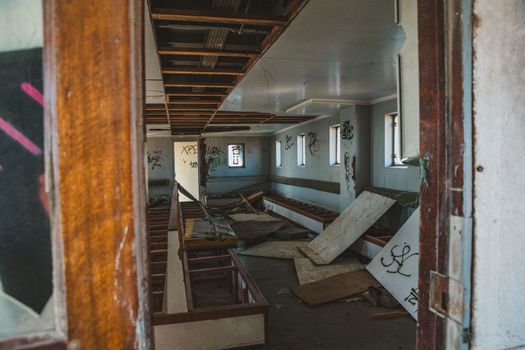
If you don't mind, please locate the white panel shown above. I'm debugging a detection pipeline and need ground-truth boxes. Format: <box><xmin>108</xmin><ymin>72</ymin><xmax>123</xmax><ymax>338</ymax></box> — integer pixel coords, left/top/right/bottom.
<box><xmin>366</xmin><ymin>208</ymin><xmax>419</xmax><ymax>319</ymax></box>
<box><xmin>154</xmin><ymin>314</ymin><xmax>265</xmax><ymax>350</ymax></box>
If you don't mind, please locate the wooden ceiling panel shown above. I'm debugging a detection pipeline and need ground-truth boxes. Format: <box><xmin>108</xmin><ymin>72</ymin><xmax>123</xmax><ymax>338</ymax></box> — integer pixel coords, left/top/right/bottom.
<box><xmin>146</xmin><ymin>0</ymin><xmax>308</xmax><ymax>135</ymax></box>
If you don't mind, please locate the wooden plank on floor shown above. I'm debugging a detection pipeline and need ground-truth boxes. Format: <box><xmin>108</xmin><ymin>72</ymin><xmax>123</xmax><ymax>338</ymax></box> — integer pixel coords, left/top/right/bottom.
<box><xmin>300</xmin><ymin>191</ymin><xmax>396</xmax><ymax>265</ymax></box>
<box><xmin>294</xmin><ymin>257</ymin><xmax>364</xmax><ymax>285</ymax></box>
<box><xmin>366</xmin><ymin>208</ymin><xmax>420</xmax><ymax>320</ymax></box>
<box><xmin>238</xmin><ymin>241</ymin><xmax>309</xmax><ymax>259</ymax></box>
<box><xmin>291</xmin><ymin>270</ymin><xmax>380</xmax><ymax>306</ymax></box>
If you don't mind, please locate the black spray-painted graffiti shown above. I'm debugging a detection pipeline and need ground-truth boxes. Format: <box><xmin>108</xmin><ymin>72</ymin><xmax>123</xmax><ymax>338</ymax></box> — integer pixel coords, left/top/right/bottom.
<box><xmin>341</xmin><ymin>120</ymin><xmax>354</xmax><ymax>140</ymax></box>
<box><xmin>207</xmin><ymin>146</ymin><xmax>222</xmax><ymax>156</ymax></box>
<box><xmin>206</xmin><ymin>146</ymin><xmax>227</xmax><ymax>171</ymax></box>
<box><xmin>147</xmin><ymin>150</ymin><xmax>164</xmax><ymax>170</ymax></box>
<box><xmin>181</xmin><ymin>145</ymin><xmax>198</xmax><ymax>155</ymax></box>
<box><xmin>380</xmin><ymin>243</ymin><xmax>419</xmax><ymax>277</ymax></box>
<box><xmin>344</xmin><ymin>152</ymin><xmax>351</xmax><ymax>191</ymax></box>
<box><xmin>189</xmin><ymin>161</ymin><xmax>198</xmax><ymax>168</ymax></box>
<box><xmin>307</xmin><ymin>131</ymin><xmax>321</xmax><ymax>155</ymax></box>
<box><xmin>404</xmin><ymin>287</ymin><xmax>418</xmax><ymax>306</ymax></box>
<box><xmin>284</xmin><ymin>135</ymin><xmax>294</xmax><ymax>150</ymax></box>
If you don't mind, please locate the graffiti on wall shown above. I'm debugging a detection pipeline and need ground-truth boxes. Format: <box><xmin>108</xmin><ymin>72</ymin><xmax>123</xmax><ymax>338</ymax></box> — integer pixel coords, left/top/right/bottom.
<box><xmin>147</xmin><ymin>150</ymin><xmax>164</xmax><ymax>170</ymax></box>
<box><xmin>307</xmin><ymin>131</ymin><xmax>321</xmax><ymax>155</ymax></box>
<box><xmin>284</xmin><ymin>135</ymin><xmax>294</xmax><ymax>150</ymax></box>
<box><xmin>206</xmin><ymin>146</ymin><xmax>227</xmax><ymax>171</ymax></box>
<box><xmin>341</xmin><ymin>120</ymin><xmax>354</xmax><ymax>140</ymax></box>
<box><xmin>181</xmin><ymin>144</ymin><xmax>198</xmax><ymax>155</ymax></box>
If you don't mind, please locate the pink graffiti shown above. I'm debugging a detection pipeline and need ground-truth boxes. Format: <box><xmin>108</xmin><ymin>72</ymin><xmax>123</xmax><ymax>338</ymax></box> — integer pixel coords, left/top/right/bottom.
<box><xmin>0</xmin><ymin>117</ymin><xmax>42</xmax><ymax>155</ymax></box>
<box><xmin>21</xmin><ymin>82</ymin><xmax>44</xmax><ymax>106</ymax></box>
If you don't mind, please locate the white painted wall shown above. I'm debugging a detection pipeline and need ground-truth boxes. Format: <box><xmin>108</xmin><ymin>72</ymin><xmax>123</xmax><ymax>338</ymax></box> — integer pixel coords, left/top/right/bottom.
<box><xmin>398</xmin><ymin>0</ymin><xmax>419</xmax><ymax>159</ymax></box>
<box><xmin>174</xmin><ymin>141</ymin><xmax>199</xmax><ymax>202</ymax></box>
<box><xmin>471</xmin><ymin>1</ymin><xmax>525</xmax><ymax>349</ymax></box>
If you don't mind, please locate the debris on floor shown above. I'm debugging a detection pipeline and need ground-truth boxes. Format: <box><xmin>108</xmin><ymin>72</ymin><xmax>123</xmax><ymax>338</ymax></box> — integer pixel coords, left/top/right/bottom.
<box><xmin>300</xmin><ymin>191</ymin><xmax>397</xmax><ymax>265</ymax></box>
<box><xmin>230</xmin><ymin>220</ymin><xmax>286</xmax><ymax>242</ymax></box>
<box><xmin>362</xmin><ymin>287</ymin><xmax>400</xmax><ymax>308</ymax></box>
<box><xmin>238</xmin><ymin>241</ymin><xmax>310</xmax><ymax>259</ymax></box>
<box><xmin>291</xmin><ymin>270</ymin><xmax>381</xmax><ymax>306</ymax></box>
<box><xmin>273</xmin><ymin>222</ymin><xmax>311</xmax><ymax>240</ymax></box>
<box><xmin>294</xmin><ymin>256</ymin><xmax>363</xmax><ymax>285</ymax></box>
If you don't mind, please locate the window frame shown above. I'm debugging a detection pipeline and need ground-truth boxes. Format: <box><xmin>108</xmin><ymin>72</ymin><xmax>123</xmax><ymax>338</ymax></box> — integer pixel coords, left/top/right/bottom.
<box><xmin>384</xmin><ymin>112</ymin><xmax>404</xmax><ymax>167</ymax></box>
<box><xmin>297</xmin><ymin>134</ymin><xmax>306</xmax><ymax>167</ymax></box>
<box><xmin>275</xmin><ymin>140</ymin><xmax>282</xmax><ymax>168</ymax></box>
<box><xmin>227</xmin><ymin>143</ymin><xmax>245</xmax><ymax>168</ymax></box>
<box><xmin>329</xmin><ymin>124</ymin><xmax>341</xmax><ymax>166</ymax></box>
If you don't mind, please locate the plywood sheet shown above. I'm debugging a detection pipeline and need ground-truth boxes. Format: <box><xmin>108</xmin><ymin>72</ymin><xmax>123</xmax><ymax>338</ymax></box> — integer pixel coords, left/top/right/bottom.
<box><xmin>366</xmin><ymin>208</ymin><xmax>420</xmax><ymax>319</ymax></box>
<box><xmin>291</xmin><ymin>270</ymin><xmax>380</xmax><ymax>306</ymax></box>
<box><xmin>238</xmin><ymin>241</ymin><xmax>309</xmax><ymax>259</ymax></box>
<box><xmin>294</xmin><ymin>257</ymin><xmax>364</xmax><ymax>285</ymax></box>
<box><xmin>301</xmin><ymin>191</ymin><xmax>396</xmax><ymax>265</ymax></box>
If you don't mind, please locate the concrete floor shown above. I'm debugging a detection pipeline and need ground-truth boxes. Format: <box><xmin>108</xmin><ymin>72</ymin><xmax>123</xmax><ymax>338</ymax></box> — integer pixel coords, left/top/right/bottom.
<box><xmin>239</xmin><ymin>255</ymin><xmax>416</xmax><ymax>350</ymax></box>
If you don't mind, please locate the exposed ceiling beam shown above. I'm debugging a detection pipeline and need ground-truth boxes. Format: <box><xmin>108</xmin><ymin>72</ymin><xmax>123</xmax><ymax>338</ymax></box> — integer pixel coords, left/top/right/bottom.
<box><xmin>167</xmin><ymin>92</ymin><xmax>228</xmax><ymax>97</ymax></box>
<box><xmin>164</xmin><ymin>81</ymin><xmax>234</xmax><ymax>88</ymax></box>
<box><xmin>162</xmin><ymin>68</ymin><xmax>245</xmax><ymax>76</ymax></box>
<box><xmin>166</xmin><ymin>100</ymin><xmax>222</xmax><ymax>105</ymax></box>
<box><xmin>159</xmin><ymin>48</ymin><xmax>258</xmax><ymax>58</ymax></box>
<box><xmin>151</xmin><ymin>9</ymin><xmax>287</xmax><ymax>27</ymax></box>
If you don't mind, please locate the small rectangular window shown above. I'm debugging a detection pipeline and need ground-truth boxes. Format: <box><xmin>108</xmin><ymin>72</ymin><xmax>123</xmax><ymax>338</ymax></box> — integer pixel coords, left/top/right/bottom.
<box><xmin>228</xmin><ymin>144</ymin><xmax>244</xmax><ymax>167</ymax></box>
<box><xmin>385</xmin><ymin>113</ymin><xmax>403</xmax><ymax>167</ymax></box>
<box><xmin>297</xmin><ymin>134</ymin><xmax>306</xmax><ymax>167</ymax></box>
<box><xmin>275</xmin><ymin>140</ymin><xmax>282</xmax><ymax>167</ymax></box>
<box><xmin>329</xmin><ymin>124</ymin><xmax>341</xmax><ymax>165</ymax></box>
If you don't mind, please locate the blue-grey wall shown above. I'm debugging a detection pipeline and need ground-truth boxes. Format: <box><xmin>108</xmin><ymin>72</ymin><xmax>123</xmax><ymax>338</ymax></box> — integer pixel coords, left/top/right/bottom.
<box><xmin>270</xmin><ymin>106</ymin><xmax>371</xmax><ymax>212</ymax></box>
<box><xmin>371</xmin><ymin>98</ymin><xmax>419</xmax><ymax>192</ymax></box>
<box><xmin>271</xmin><ymin>115</ymin><xmax>341</xmax><ymax>211</ymax></box>
<box><xmin>146</xmin><ymin>137</ymin><xmax>174</xmax><ymax>197</ymax></box>
<box><xmin>204</xmin><ymin>136</ymin><xmax>271</xmax><ymax>195</ymax></box>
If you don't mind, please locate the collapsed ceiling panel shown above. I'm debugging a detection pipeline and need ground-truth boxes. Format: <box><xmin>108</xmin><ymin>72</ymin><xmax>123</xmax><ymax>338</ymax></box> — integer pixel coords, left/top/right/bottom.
<box><xmin>146</xmin><ymin>0</ymin><xmax>310</xmax><ymax>135</ymax></box>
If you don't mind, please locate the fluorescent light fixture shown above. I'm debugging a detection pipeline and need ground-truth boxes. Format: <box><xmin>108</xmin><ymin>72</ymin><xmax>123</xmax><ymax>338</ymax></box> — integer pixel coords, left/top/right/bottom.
<box><xmin>284</xmin><ymin>98</ymin><xmax>370</xmax><ymax>114</ymax></box>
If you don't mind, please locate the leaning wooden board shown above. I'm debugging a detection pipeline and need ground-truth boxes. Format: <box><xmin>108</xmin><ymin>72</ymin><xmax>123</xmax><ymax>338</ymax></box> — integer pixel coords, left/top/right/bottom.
<box><xmin>291</xmin><ymin>270</ymin><xmax>380</xmax><ymax>306</ymax></box>
<box><xmin>300</xmin><ymin>191</ymin><xmax>396</xmax><ymax>265</ymax></box>
<box><xmin>366</xmin><ymin>208</ymin><xmax>420</xmax><ymax>319</ymax></box>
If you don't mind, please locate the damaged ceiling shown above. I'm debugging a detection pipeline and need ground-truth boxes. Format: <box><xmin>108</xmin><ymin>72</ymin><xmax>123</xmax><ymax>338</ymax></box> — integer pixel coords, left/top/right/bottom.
<box><xmin>145</xmin><ymin>0</ymin><xmax>405</xmax><ymax>136</ymax></box>
<box><xmin>145</xmin><ymin>0</ymin><xmax>311</xmax><ymax>135</ymax></box>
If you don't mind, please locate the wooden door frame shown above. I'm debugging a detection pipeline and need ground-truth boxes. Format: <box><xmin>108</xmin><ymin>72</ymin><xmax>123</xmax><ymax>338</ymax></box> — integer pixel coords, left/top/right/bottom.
<box><xmin>0</xmin><ymin>0</ymin><xmax>151</xmax><ymax>349</ymax></box>
<box><xmin>417</xmin><ymin>0</ymin><xmax>473</xmax><ymax>349</ymax></box>
<box><xmin>46</xmin><ymin>0</ymin><xmax>152</xmax><ymax>348</ymax></box>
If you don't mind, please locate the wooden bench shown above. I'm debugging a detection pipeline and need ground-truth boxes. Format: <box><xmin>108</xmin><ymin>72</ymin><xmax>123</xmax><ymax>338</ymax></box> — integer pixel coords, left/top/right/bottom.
<box><xmin>262</xmin><ymin>193</ymin><xmax>339</xmax><ymax>233</ymax></box>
